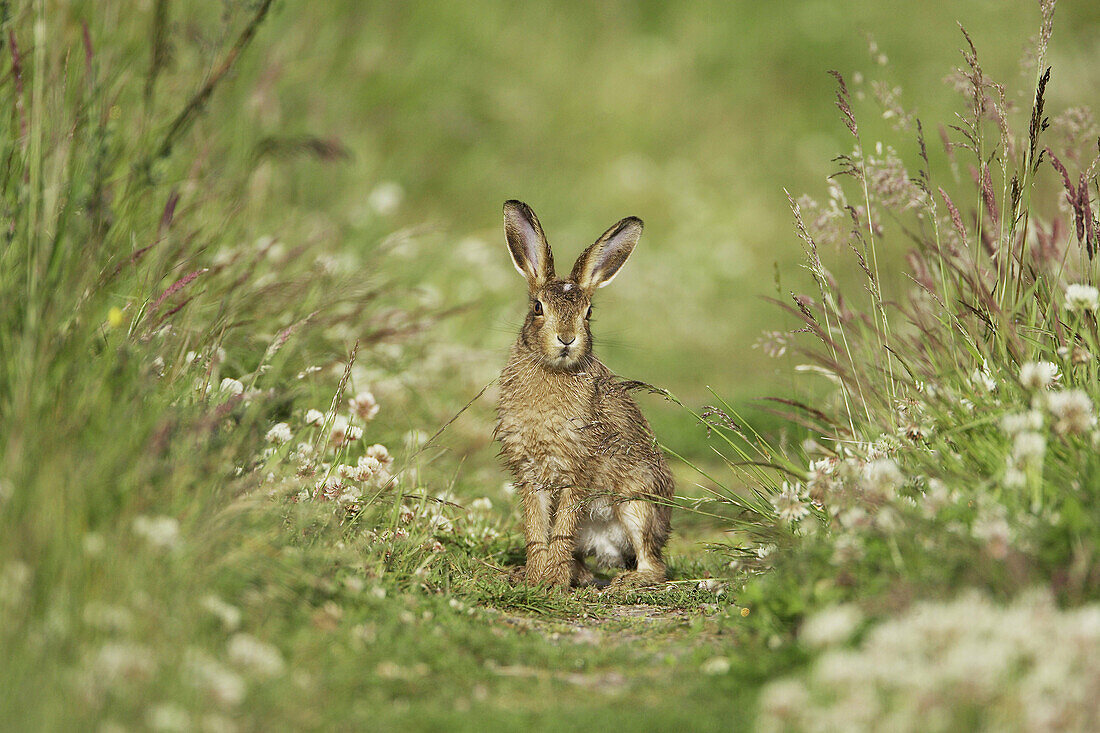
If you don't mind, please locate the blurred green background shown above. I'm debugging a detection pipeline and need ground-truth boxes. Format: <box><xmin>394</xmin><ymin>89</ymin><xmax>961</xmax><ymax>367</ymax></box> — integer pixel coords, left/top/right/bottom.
<box><xmin>169</xmin><ymin>0</ymin><xmax>1100</xmax><ymax>455</ymax></box>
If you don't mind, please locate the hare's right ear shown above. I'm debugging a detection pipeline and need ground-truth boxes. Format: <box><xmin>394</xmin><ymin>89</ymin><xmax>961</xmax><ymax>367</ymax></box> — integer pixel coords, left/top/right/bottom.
<box><xmin>503</xmin><ymin>200</ymin><xmax>554</xmax><ymax>289</ymax></box>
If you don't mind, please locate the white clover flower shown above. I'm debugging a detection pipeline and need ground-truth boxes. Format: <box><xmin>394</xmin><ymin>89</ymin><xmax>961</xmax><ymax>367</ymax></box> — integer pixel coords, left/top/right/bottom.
<box><xmin>314</xmin><ymin>475</ymin><xmax>343</xmax><ymax>501</ymax></box>
<box><xmin>801</xmin><ymin>604</ymin><xmax>863</xmax><ymax>648</ymax></box>
<box><xmin>758</xmin><ymin>678</ymin><xmax>812</xmax><ymax>726</ymax></box>
<box><xmin>1001</xmin><ymin>410</ymin><xmax>1044</xmax><ymax>435</ymax></box>
<box><xmin>146</xmin><ymin>703</ymin><xmax>190</xmax><ymax>733</ymax></box>
<box><xmin>1019</xmin><ymin>361</ymin><xmax>1060</xmax><ymax>390</ymax></box>
<box><xmin>200</xmin><ymin>595</ymin><xmax>242</xmax><ymax>631</ymax></box>
<box><xmin>1003</xmin><ymin>466</ymin><xmax>1027</xmax><ymax>489</ymax></box>
<box><xmin>429</xmin><ymin>514</ymin><xmax>454</xmax><ymax>533</ymax></box>
<box><xmin>184</xmin><ymin>650</ymin><xmax>246</xmax><ymax>707</ymax></box>
<box><xmin>264</xmin><ymin>422</ymin><xmax>292</xmax><ymax>445</ymax></box>
<box><xmin>91</xmin><ymin>642</ymin><xmax>157</xmax><ymax>684</ymax></box>
<box><xmin>862</xmin><ymin>458</ymin><xmax>903</xmax><ymax>495</ymax></box>
<box><xmin>132</xmin><ymin>515</ymin><xmax>181</xmax><ymax>550</ymax></box>
<box><xmin>227</xmin><ymin>633</ymin><xmax>285</xmax><ymax>677</ymax></box>
<box><xmin>355</xmin><ymin>455</ymin><xmax>382</xmax><ymax>482</ymax></box>
<box><xmin>771</xmin><ymin>482</ymin><xmax>810</xmax><ymax>523</ymax></box>
<box><xmin>1047</xmin><ymin>389</ymin><xmax>1095</xmax><ymax>435</ymax></box>
<box><xmin>404</xmin><ymin>429</ymin><xmax>430</xmax><ymax>449</ymax></box>
<box><xmin>970</xmin><ymin>366</ymin><xmax>997</xmax><ymax>393</ymax></box>
<box><xmin>367</xmin><ymin>181</ymin><xmax>405</xmax><ymax>216</ymax></box>
<box><xmin>972</xmin><ymin>510</ymin><xmax>1011</xmax><ymax>552</ymax></box>
<box><xmin>329</xmin><ymin>416</ymin><xmax>353</xmax><ymax>447</ymax></box>
<box><xmin>304</xmin><ymin>409</ymin><xmax>325</xmax><ymax>427</ymax></box>
<box><xmin>82</xmin><ymin>532</ymin><xmax>106</xmax><ymax>556</ymax></box>
<box><xmin>219</xmin><ymin>378</ymin><xmax>244</xmax><ymax>396</ymax></box>
<box><xmin>82</xmin><ymin>602</ymin><xmax>134</xmax><ymax>633</ymax></box>
<box><xmin>1012</xmin><ymin>431</ymin><xmax>1046</xmax><ymax>463</ymax></box>
<box><xmin>700</xmin><ymin>656</ymin><xmax>731</xmax><ymax>675</ymax></box>
<box><xmin>469</xmin><ymin>497</ymin><xmax>493</xmax><ymax>513</ymax></box>
<box><xmin>365</xmin><ymin>443</ymin><xmax>393</xmax><ymax>469</ymax></box>
<box><xmin>349</xmin><ymin>391</ymin><xmax>380</xmax><ymax>422</ymax></box>
<box><xmin>1065</xmin><ymin>283</ymin><xmax>1100</xmax><ymax>312</ymax></box>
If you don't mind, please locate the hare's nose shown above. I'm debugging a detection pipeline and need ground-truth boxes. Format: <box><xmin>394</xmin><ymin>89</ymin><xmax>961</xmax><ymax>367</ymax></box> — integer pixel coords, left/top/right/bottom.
<box><xmin>557</xmin><ymin>335</ymin><xmax>576</xmax><ymax>346</ymax></box>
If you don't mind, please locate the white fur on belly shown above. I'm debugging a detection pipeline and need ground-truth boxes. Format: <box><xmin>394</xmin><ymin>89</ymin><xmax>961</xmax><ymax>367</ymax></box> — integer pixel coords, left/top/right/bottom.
<box><xmin>574</xmin><ymin>497</ymin><xmax>633</xmax><ymax>567</ymax></box>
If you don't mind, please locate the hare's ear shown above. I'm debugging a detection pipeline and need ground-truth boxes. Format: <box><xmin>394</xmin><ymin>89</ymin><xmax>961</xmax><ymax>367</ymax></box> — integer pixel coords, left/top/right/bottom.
<box><xmin>503</xmin><ymin>200</ymin><xmax>555</xmax><ymax>289</ymax></box>
<box><xmin>570</xmin><ymin>216</ymin><xmax>643</xmax><ymax>292</ymax></box>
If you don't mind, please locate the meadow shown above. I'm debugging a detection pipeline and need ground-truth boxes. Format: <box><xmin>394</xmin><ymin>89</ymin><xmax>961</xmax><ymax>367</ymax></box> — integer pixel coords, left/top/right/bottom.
<box><xmin>2</xmin><ymin>0</ymin><xmax>1100</xmax><ymax>730</ymax></box>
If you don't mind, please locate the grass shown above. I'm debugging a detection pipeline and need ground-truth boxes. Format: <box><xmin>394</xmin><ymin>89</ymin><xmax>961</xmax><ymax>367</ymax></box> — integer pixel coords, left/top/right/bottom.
<box><xmin>2</xmin><ymin>1</ymin><xmax>1100</xmax><ymax>731</ymax></box>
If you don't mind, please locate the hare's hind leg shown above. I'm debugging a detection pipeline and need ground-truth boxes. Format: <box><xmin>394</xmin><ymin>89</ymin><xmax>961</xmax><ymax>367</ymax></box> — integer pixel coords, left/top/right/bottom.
<box><xmin>572</xmin><ymin>553</ymin><xmax>597</xmax><ymax>587</ymax></box>
<box><xmin>607</xmin><ymin>500</ymin><xmax>666</xmax><ymax>591</ymax></box>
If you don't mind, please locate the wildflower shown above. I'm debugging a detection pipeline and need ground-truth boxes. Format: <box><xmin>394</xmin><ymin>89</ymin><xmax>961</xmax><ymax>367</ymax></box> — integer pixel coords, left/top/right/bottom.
<box><xmin>90</xmin><ymin>642</ymin><xmax>157</xmax><ymax>684</ymax></box>
<box><xmin>200</xmin><ymin>595</ymin><xmax>242</xmax><ymax>631</ymax></box>
<box><xmin>700</xmin><ymin>656</ymin><xmax>731</xmax><ymax>675</ymax></box>
<box><xmin>469</xmin><ymin>497</ymin><xmax>493</xmax><ymax>513</ymax></box>
<box><xmin>82</xmin><ymin>603</ymin><xmax>134</xmax><ymax>633</ymax></box>
<box><xmin>1019</xmin><ymin>361</ymin><xmax>1059</xmax><ymax>390</ymax></box>
<box><xmin>697</xmin><ymin>578</ymin><xmax>725</xmax><ymax>593</ymax></box>
<box><xmin>329</xmin><ymin>416</ymin><xmax>363</xmax><ymax>446</ymax></box>
<box><xmin>227</xmin><ymin>633</ymin><xmax>285</xmax><ymax>677</ymax></box>
<box><xmin>970</xmin><ymin>365</ymin><xmax>997</xmax><ymax>393</ymax></box>
<box><xmin>219</xmin><ymin>378</ymin><xmax>244</xmax><ymax>396</ymax></box>
<box><xmin>1064</xmin><ymin>283</ymin><xmax>1099</xmax><ymax>312</ymax></box>
<box><xmin>265</xmin><ymin>423</ymin><xmax>292</xmax><ymax>445</ymax></box>
<box><xmin>801</xmin><ymin>604</ymin><xmax>863</xmax><ymax>648</ymax></box>
<box><xmin>862</xmin><ymin>458</ymin><xmax>903</xmax><ymax>495</ymax></box>
<box><xmin>314</xmin><ymin>475</ymin><xmax>343</xmax><ymax>501</ymax></box>
<box><xmin>132</xmin><ymin>515</ymin><xmax>181</xmax><ymax>550</ymax></box>
<box><xmin>367</xmin><ymin>181</ymin><xmax>405</xmax><ymax>215</ymax></box>
<box><xmin>1047</xmin><ymin>389</ymin><xmax>1095</xmax><ymax>435</ymax></box>
<box><xmin>184</xmin><ymin>650</ymin><xmax>246</xmax><ymax>707</ymax></box>
<box><xmin>972</xmin><ymin>510</ymin><xmax>1011</xmax><ymax>559</ymax></box>
<box><xmin>83</xmin><ymin>532</ymin><xmax>106</xmax><ymax>556</ymax></box>
<box><xmin>740</xmin><ymin>607</ymin><xmax>751</xmax><ymax>617</ymax></box>
<box><xmin>1012</xmin><ymin>431</ymin><xmax>1046</xmax><ymax>463</ymax></box>
<box><xmin>304</xmin><ymin>409</ymin><xmax>325</xmax><ymax>427</ymax></box>
<box><xmin>349</xmin><ymin>391</ymin><xmax>380</xmax><ymax>422</ymax></box>
<box><xmin>1003</xmin><ymin>466</ymin><xmax>1027</xmax><ymax>489</ymax></box>
<box><xmin>772</xmin><ymin>483</ymin><xmax>810</xmax><ymax>523</ymax></box>
<box><xmin>365</xmin><ymin>443</ymin><xmax>393</xmax><ymax>469</ymax></box>
<box><xmin>1001</xmin><ymin>411</ymin><xmax>1043</xmax><ymax>435</ymax></box>
<box><xmin>429</xmin><ymin>514</ymin><xmax>453</xmax><ymax>533</ymax></box>
<box><xmin>146</xmin><ymin>703</ymin><xmax>190</xmax><ymax>732</ymax></box>
<box><xmin>758</xmin><ymin>679</ymin><xmax>811</xmax><ymax>725</ymax></box>
<box><xmin>107</xmin><ymin>307</ymin><xmax>125</xmax><ymax>329</ymax></box>
<box><xmin>356</xmin><ymin>455</ymin><xmax>382</xmax><ymax>481</ymax></box>
<box><xmin>404</xmin><ymin>429</ymin><xmax>430</xmax><ymax>448</ymax></box>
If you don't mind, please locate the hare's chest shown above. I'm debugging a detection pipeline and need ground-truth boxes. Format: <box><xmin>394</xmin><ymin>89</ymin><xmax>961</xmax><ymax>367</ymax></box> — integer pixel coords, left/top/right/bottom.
<box><xmin>497</xmin><ymin>397</ymin><xmax>589</xmax><ymax>485</ymax></box>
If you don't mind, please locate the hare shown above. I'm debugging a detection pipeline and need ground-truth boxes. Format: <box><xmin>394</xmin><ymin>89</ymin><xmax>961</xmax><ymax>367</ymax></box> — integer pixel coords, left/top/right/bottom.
<box><xmin>494</xmin><ymin>200</ymin><xmax>673</xmax><ymax>590</ymax></box>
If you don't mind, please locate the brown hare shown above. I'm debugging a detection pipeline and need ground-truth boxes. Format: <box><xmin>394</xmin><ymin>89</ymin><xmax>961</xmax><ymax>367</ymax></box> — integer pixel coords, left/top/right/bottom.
<box><xmin>495</xmin><ymin>200</ymin><xmax>673</xmax><ymax>590</ymax></box>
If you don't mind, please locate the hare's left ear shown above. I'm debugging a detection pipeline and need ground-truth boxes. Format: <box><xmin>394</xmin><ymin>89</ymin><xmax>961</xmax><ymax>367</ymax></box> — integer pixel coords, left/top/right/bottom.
<box><xmin>570</xmin><ymin>216</ymin><xmax>643</xmax><ymax>293</ymax></box>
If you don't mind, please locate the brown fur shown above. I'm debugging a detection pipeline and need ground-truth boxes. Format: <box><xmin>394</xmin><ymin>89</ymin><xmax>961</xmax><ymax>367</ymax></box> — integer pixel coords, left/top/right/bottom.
<box><xmin>495</xmin><ymin>200</ymin><xmax>673</xmax><ymax>590</ymax></box>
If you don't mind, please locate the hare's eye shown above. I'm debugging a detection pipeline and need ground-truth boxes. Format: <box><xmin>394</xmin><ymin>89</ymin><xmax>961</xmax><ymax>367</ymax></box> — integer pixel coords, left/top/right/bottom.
<box><xmin>585</xmin><ymin>306</ymin><xmax>593</xmax><ymax>320</ymax></box>
<box><xmin>533</xmin><ymin>300</ymin><xmax>543</xmax><ymax>316</ymax></box>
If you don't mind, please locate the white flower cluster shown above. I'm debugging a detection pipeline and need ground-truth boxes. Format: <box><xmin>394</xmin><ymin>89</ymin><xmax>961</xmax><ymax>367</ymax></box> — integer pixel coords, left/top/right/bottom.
<box><xmin>1065</xmin><ymin>283</ymin><xmax>1099</xmax><ymax>313</ymax></box>
<box><xmin>771</xmin><ymin>483</ymin><xmax>810</xmax><ymax>524</ymax></box>
<box><xmin>132</xmin><ymin>515</ymin><xmax>181</xmax><ymax>551</ymax></box>
<box><xmin>758</xmin><ymin>591</ymin><xmax>1100</xmax><ymax>732</ymax></box>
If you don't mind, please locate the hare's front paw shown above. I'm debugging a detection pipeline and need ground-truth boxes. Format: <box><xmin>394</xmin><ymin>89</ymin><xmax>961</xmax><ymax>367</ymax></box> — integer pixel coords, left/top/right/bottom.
<box><xmin>606</xmin><ymin>569</ymin><xmax>665</xmax><ymax>593</ymax></box>
<box><xmin>542</xmin><ymin>562</ymin><xmax>572</xmax><ymax>590</ymax></box>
